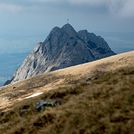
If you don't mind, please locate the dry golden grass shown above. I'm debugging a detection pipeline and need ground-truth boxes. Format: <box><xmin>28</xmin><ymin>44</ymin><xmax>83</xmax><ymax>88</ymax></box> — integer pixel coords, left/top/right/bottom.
<box><xmin>0</xmin><ymin>51</ymin><xmax>134</xmax><ymax>134</ymax></box>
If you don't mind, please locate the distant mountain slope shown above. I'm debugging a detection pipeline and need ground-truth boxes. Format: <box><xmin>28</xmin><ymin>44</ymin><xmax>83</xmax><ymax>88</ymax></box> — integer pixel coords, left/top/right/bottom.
<box><xmin>0</xmin><ymin>51</ymin><xmax>134</xmax><ymax>134</ymax></box>
<box><xmin>7</xmin><ymin>24</ymin><xmax>115</xmax><ymax>84</ymax></box>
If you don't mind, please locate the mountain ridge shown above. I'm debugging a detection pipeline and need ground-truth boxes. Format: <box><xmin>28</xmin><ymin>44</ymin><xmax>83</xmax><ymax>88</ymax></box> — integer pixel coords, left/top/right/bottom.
<box><xmin>6</xmin><ymin>24</ymin><xmax>115</xmax><ymax>84</ymax></box>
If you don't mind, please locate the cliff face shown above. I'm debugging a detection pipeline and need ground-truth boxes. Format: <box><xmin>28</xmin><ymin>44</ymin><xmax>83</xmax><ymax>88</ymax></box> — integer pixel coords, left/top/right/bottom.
<box><xmin>8</xmin><ymin>24</ymin><xmax>115</xmax><ymax>84</ymax></box>
<box><xmin>78</xmin><ymin>30</ymin><xmax>114</xmax><ymax>59</ymax></box>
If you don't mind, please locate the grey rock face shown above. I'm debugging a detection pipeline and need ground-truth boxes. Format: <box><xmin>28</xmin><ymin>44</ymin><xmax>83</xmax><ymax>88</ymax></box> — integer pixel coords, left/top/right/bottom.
<box><xmin>36</xmin><ymin>100</ymin><xmax>60</xmax><ymax>111</ymax></box>
<box><xmin>7</xmin><ymin>24</ymin><xmax>115</xmax><ymax>84</ymax></box>
<box><xmin>78</xmin><ymin>30</ymin><xmax>115</xmax><ymax>59</ymax></box>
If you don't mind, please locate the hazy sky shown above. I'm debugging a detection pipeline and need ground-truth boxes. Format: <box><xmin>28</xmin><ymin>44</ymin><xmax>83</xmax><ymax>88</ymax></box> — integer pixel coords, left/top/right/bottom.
<box><xmin>0</xmin><ymin>0</ymin><xmax>134</xmax><ymax>53</ymax></box>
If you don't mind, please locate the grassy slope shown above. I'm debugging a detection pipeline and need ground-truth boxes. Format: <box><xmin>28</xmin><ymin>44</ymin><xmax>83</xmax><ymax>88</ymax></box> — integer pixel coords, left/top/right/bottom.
<box><xmin>0</xmin><ymin>51</ymin><xmax>134</xmax><ymax>134</ymax></box>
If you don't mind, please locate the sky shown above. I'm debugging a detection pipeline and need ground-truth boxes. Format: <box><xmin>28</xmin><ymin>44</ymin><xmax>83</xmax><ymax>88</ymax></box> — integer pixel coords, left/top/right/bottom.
<box><xmin>0</xmin><ymin>0</ymin><xmax>134</xmax><ymax>53</ymax></box>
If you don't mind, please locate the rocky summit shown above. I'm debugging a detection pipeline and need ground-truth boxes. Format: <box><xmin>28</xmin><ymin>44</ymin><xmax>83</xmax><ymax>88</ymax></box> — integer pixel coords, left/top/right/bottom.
<box><xmin>7</xmin><ymin>24</ymin><xmax>115</xmax><ymax>84</ymax></box>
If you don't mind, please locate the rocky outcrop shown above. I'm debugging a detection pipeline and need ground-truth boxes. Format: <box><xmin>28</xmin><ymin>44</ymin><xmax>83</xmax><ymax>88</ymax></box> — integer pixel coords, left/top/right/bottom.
<box><xmin>6</xmin><ymin>24</ymin><xmax>115</xmax><ymax>84</ymax></box>
<box><xmin>78</xmin><ymin>30</ymin><xmax>114</xmax><ymax>59</ymax></box>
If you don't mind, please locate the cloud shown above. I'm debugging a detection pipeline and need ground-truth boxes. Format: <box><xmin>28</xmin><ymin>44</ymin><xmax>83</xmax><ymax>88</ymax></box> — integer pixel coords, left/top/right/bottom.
<box><xmin>67</xmin><ymin>0</ymin><xmax>134</xmax><ymax>18</ymax></box>
<box><xmin>0</xmin><ymin>0</ymin><xmax>134</xmax><ymax>18</ymax></box>
<box><xmin>0</xmin><ymin>3</ymin><xmax>23</xmax><ymax>12</ymax></box>
<box><xmin>68</xmin><ymin>0</ymin><xmax>107</xmax><ymax>6</ymax></box>
<box><xmin>119</xmin><ymin>0</ymin><xmax>134</xmax><ymax>17</ymax></box>
<box><xmin>107</xmin><ymin>0</ymin><xmax>134</xmax><ymax>18</ymax></box>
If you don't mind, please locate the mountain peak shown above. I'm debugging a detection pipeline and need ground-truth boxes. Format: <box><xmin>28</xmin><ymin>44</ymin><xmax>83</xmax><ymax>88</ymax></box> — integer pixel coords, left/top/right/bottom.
<box><xmin>79</xmin><ymin>30</ymin><xmax>88</xmax><ymax>33</ymax></box>
<box><xmin>62</xmin><ymin>23</ymin><xmax>73</xmax><ymax>29</ymax></box>
<box><xmin>61</xmin><ymin>23</ymin><xmax>77</xmax><ymax>36</ymax></box>
<box><xmin>5</xmin><ymin>24</ymin><xmax>115</xmax><ymax>85</ymax></box>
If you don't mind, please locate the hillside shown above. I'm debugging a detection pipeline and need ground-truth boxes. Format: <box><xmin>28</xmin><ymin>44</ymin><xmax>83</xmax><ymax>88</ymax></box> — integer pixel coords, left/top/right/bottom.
<box><xmin>0</xmin><ymin>51</ymin><xmax>134</xmax><ymax>134</ymax></box>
